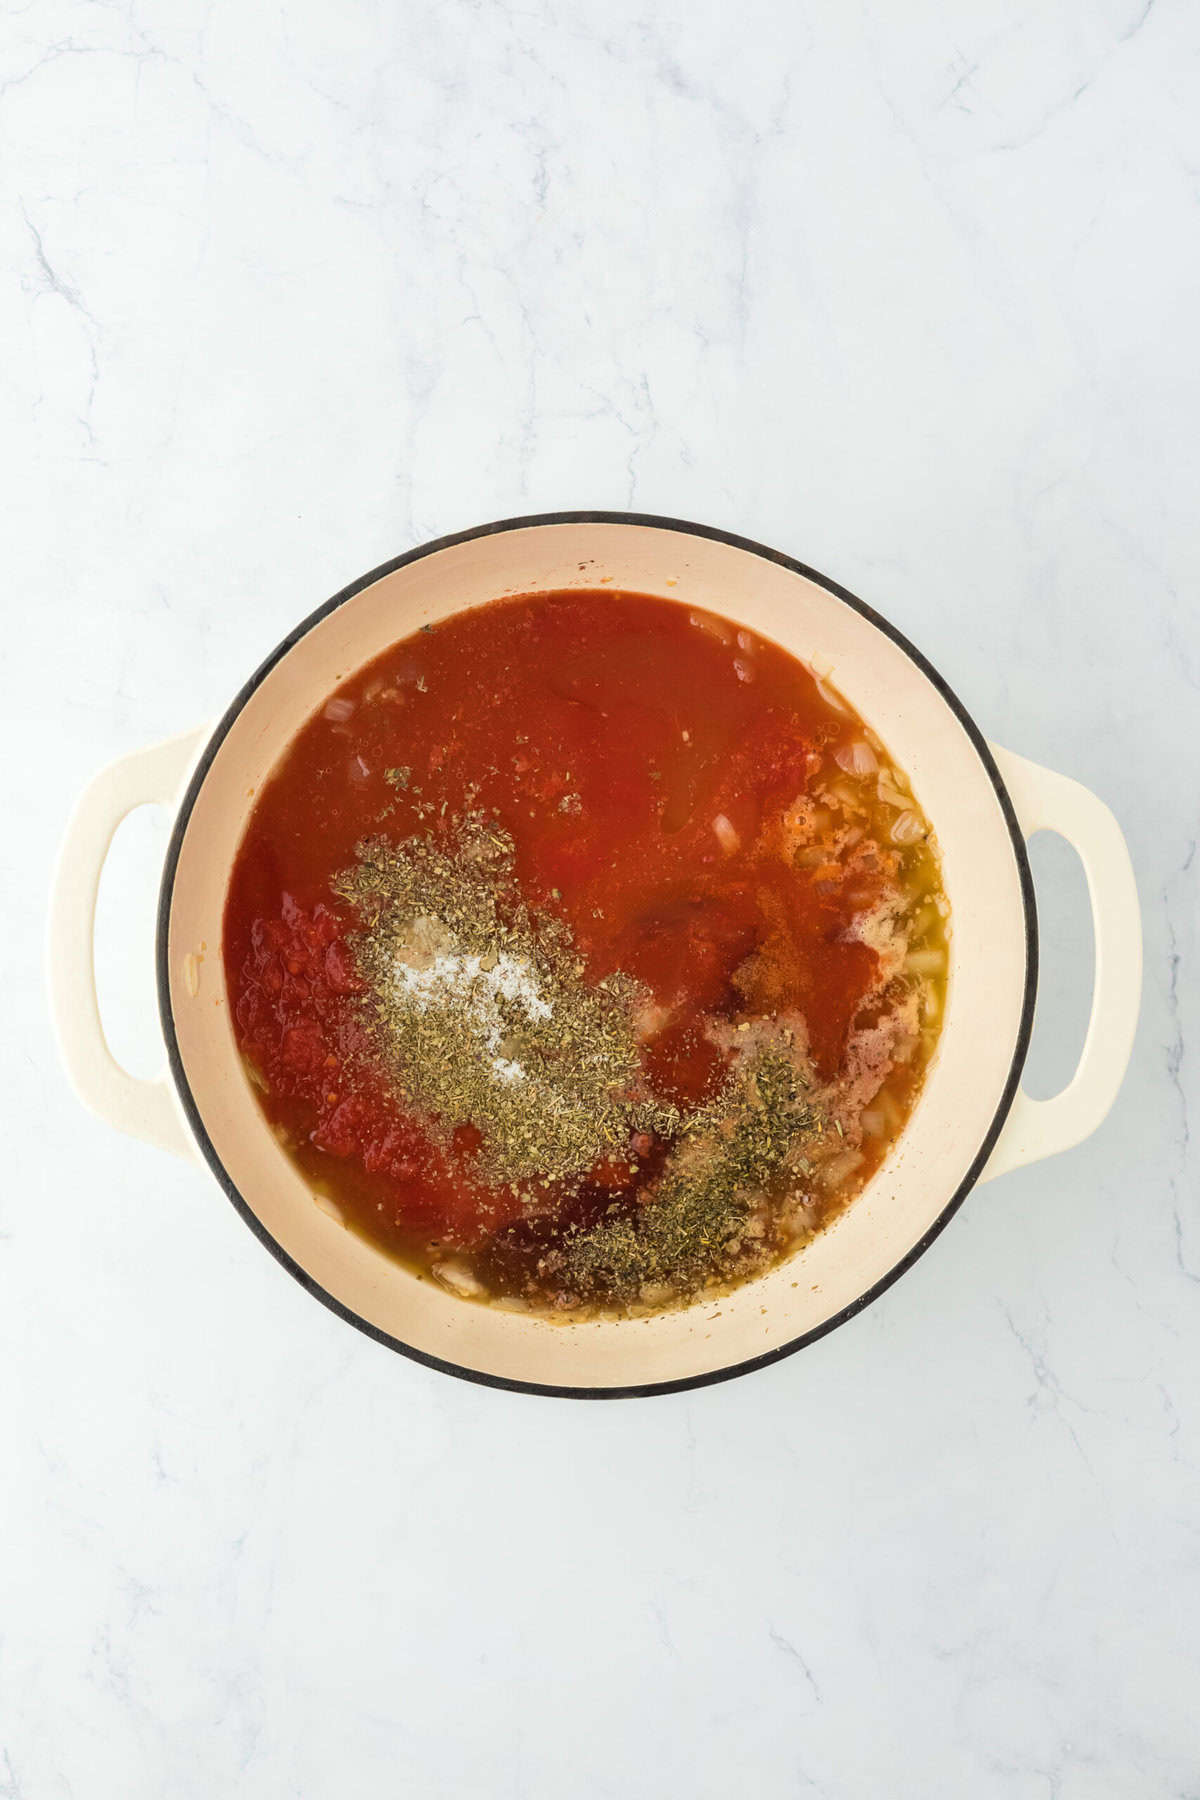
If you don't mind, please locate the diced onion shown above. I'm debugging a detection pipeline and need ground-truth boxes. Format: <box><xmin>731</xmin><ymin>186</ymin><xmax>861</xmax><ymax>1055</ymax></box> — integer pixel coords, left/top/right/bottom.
<box><xmin>324</xmin><ymin>696</ymin><xmax>356</xmax><ymax>722</ymax></box>
<box><xmin>639</xmin><ymin>1281</ymin><xmax>675</xmax><ymax>1307</ymax></box>
<box><xmin>688</xmin><ymin>610</ymin><xmax>733</xmax><ymax>646</ymax></box>
<box><xmin>835</xmin><ymin>739</ymin><xmax>878</xmax><ymax>778</ymax></box>
<box><xmin>908</xmin><ymin>901</ymin><xmax>939</xmax><ymax>938</ymax></box>
<box><xmin>713</xmin><ymin>813</ymin><xmax>741</xmax><ymax>854</ymax></box>
<box><xmin>905</xmin><ymin>947</ymin><xmax>946</xmax><ymax>976</ymax></box>
<box><xmin>736</xmin><ymin>629</ymin><xmax>755</xmax><ymax>652</ymax></box>
<box><xmin>821</xmin><ymin>1148</ymin><xmax>865</xmax><ymax>1188</ymax></box>
<box><xmin>878</xmin><ymin>1089</ymin><xmax>903</xmax><ymax>1131</ymax></box>
<box><xmin>877</xmin><ymin>779</ymin><xmax>910</xmax><ymax>811</ymax></box>
<box><xmin>890</xmin><ymin>809</ymin><xmax>927</xmax><ymax>845</ymax></box>
<box><xmin>814</xmin><ymin>675</ymin><xmax>849</xmax><ymax>714</ymax></box>
<box><xmin>433</xmin><ymin>1259</ymin><xmax>485</xmax><ymax>1299</ymax></box>
<box><xmin>733</xmin><ymin>657</ymin><xmax>755</xmax><ymax>683</ymax></box>
<box><xmin>861</xmin><ymin>1108</ymin><xmax>885</xmax><ymax>1138</ymax></box>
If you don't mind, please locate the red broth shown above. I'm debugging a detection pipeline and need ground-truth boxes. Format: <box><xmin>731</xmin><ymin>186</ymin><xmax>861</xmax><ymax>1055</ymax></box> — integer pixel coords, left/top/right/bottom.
<box><xmin>224</xmin><ymin>590</ymin><xmax>948</xmax><ymax>1315</ymax></box>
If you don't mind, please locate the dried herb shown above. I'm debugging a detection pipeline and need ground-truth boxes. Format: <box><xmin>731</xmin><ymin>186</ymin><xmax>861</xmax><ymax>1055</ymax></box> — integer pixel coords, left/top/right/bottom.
<box><xmin>556</xmin><ymin>1050</ymin><xmax>818</xmax><ymax>1303</ymax></box>
<box><xmin>334</xmin><ymin>814</ymin><xmax>823</xmax><ymax>1312</ymax></box>
<box><xmin>334</xmin><ymin>818</ymin><xmax>679</xmax><ymax>1186</ymax></box>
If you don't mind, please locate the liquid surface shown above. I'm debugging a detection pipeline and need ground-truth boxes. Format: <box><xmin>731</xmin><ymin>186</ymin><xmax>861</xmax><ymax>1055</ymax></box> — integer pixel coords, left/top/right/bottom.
<box><xmin>224</xmin><ymin>590</ymin><xmax>949</xmax><ymax>1316</ymax></box>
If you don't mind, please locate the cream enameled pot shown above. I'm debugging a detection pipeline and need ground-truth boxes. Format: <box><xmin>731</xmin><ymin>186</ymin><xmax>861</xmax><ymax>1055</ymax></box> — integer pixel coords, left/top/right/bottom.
<box><xmin>49</xmin><ymin>515</ymin><xmax>1142</xmax><ymax>1396</ymax></box>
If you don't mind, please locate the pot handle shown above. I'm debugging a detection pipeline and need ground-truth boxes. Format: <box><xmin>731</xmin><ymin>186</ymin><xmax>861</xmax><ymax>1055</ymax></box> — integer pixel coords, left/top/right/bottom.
<box><xmin>979</xmin><ymin>744</ymin><xmax>1141</xmax><ymax>1183</ymax></box>
<box><xmin>48</xmin><ymin>727</ymin><xmax>209</xmax><ymax>1161</ymax></box>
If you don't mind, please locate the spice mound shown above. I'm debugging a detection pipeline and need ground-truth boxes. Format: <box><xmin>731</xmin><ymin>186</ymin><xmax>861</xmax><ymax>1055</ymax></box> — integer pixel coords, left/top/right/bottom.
<box><xmin>335</xmin><ymin>820</ymin><xmax>679</xmax><ymax>1188</ymax></box>
<box><xmin>550</xmin><ymin>1050</ymin><xmax>817</xmax><ymax>1305</ymax></box>
<box><xmin>330</xmin><ymin>818</ymin><xmax>825</xmax><ymax>1311</ymax></box>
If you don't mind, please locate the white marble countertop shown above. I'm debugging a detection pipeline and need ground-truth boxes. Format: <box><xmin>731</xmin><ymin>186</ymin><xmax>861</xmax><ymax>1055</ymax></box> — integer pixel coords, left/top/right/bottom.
<box><xmin>4</xmin><ymin>1</ymin><xmax>1198</xmax><ymax>1794</ymax></box>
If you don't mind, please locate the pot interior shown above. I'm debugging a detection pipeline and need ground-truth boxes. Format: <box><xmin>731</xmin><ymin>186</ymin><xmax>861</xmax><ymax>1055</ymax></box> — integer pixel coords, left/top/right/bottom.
<box><xmin>164</xmin><ymin>520</ymin><xmax>1030</xmax><ymax>1392</ymax></box>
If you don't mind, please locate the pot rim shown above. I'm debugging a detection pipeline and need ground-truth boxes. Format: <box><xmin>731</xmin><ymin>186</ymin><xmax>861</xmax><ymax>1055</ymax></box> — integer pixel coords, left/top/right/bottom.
<box><xmin>156</xmin><ymin>510</ymin><xmax>1038</xmax><ymax>1399</ymax></box>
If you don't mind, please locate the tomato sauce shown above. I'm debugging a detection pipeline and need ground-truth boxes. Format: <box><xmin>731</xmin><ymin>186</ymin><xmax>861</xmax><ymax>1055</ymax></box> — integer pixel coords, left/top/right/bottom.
<box><xmin>224</xmin><ymin>590</ymin><xmax>947</xmax><ymax>1309</ymax></box>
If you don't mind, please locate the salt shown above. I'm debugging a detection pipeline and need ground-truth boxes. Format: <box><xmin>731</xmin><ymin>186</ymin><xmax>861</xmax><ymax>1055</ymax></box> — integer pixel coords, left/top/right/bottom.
<box><xmin>393</xmin><ymin>944</ymin><xmax>552</xmax><ymax>1082</ymax></box>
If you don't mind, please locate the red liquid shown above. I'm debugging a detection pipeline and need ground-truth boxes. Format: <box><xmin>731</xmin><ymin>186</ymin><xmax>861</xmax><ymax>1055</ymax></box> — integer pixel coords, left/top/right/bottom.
<box><xmin>224</xmin><ymin>591</ymin><xmax>900</xmax><ymax>1274</ymax></box>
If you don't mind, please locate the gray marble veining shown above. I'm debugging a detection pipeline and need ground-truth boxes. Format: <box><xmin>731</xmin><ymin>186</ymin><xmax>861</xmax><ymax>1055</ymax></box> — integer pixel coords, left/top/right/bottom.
<box><xmin>3</xmin><ymin>1</ymin><xmax>1198</xmax><ymax>1795</ymax></box>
